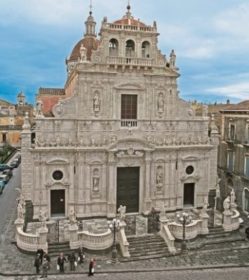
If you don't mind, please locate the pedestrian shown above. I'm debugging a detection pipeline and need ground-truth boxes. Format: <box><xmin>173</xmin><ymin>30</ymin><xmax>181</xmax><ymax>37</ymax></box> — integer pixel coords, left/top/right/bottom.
<box><xmin>57</xmin><ymin>252</ymin><xmax>67</xmax><ymax>273</ymax></box>
<box><xmin>40</xmin><ymin>257</ymin><xmax>49</xmax><ymax>278</ymax></box>
<box><xmin>43</xmin><ymin>253</ymin><xmax>51</xmax><ymax>270</ymax></box>
<box><xmin>68</xmin><ymin>252</ymin><xmax>77</xmax><ymax>271</ymax></box>
<box><xmin>37</xmin><ymin>248</ymin><xmax>44</xmax><ymax>264</ymax></box>
<box><xmin>34</xmin><ymin>254</ymin><xmax>41</xmax><ymax>274</ymax></box>
<box><xmin>78</xmin><ymin>247</ymin><xmax>85</xmax><ymax>264</ymax></box>
<box><xmin>88</xmin><ymin>258</ymin><xmax>95</xmax><ymax>276</ymax></box>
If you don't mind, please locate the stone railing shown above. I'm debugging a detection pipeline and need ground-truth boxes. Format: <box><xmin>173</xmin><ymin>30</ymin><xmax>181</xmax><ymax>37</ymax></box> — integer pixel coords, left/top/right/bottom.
<box><xmin>168</xmin><ymin>220</ymin><xmax>203</xmax><ymax>240</ymax></box>
<box><xmin>159</xmin><ymin>223</ymin><xmax>176</xmax><ymax>254</ymax></box>
<box><xmin>107</xmin><ymin>56</ymin><xmax>153</xmax><ymax>67</ymax></box>
<box><xmin>15</xmin><ymin>220</ymin><xmax>48</xmax><ymax>253</ymax></box>
<box><xmin>106</xmin><ymin>24</ymin><xmax>156</xmax><ymax>33</ymax></box>
<box><xmin>73</xmin><ymin>229</ymin><xmax>113</xmax><ymax>251</ymax></box>
<box><xmin>117</xmin><ymin>224</ymin><xmax>130</xmax><ymax>257</ymax></box>
<box><xmin>223</xmin><ymin>209</ymin><xmax>241</xmax><ymax>232</ymax></box>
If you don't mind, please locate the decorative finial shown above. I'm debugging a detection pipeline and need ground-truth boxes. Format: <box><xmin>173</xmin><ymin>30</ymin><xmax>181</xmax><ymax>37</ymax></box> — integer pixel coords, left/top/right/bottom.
<box><xmin>127</xmin><ymin>0</ymin><xmax>131</xmax><ymax>10</ymax></box>
<box><xmin>89</xmin><ymin>0</ymin><xmax>93</xmax><ymax>15</ymax></box>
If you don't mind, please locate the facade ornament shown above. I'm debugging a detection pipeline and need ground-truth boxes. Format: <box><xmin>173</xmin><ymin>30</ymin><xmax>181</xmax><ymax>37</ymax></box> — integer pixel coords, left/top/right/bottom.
<box><xmin>169</xmin><ymin>49</ymin><xmax>176</xmax><ymax>68</ymax></box>
<box><xmin>157</xmin><ymin>92</ymin><xmax>164</xmax><ymax>116</ymax></box>
<box><xmin>80</xmin><ymin>43</ymin><xmax>87</xmax><ymax>62</ymax></box>
<box><xmin>117</xmin><ymin>205</ymin><xmax>126</xmax><ymax>222</ymax></box>
<box><xmin>92</xmin><ymin>168</ymin><xmax>100</xmax><ymax>192</ymax></box>
<box><xmin>156</xmin><ymin>166</ymin><xmax>163</xmax><ymax>190</ymax></box>
<box><xmin>17</xmin><ymin>201</ymin><xmax>24</xmax><ymax>221</ymax></box>
<box><xmin>39</xmin><ymin>210</ymin><xmax>47</xmax><ymax>229</ymax></box>
<box><xmin>69</xmin><ymin>208</ymin><xmax>77</xmax><ymax>225</ymax></box>
<box><xmin>93</xmin><ymin>92</ymin><xmax>101</xmax><ymax>115</ymax></box>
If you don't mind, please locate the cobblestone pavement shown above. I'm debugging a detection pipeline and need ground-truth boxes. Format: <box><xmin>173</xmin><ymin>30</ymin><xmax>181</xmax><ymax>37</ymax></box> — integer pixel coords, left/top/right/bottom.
<box><xmin>1</xmin><ymin>163</ymin><xmax>249</xmax><ymax>277</ymax></box>
<box><xmin>3</xmin><ymin>267</ymin><xmax>249</xmax><ymax>280</ymax></box>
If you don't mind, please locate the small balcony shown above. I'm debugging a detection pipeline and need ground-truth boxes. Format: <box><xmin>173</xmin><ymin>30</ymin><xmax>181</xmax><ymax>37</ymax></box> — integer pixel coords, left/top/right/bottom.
<box><xmin>107</xmin><ymin>56</ymin><xmax>153</xmax><ymax>67</ymax></box>
<box><xmin>120</xmin><ymin>119</ymin><xmax>137</xmax><ymax>128</ymax></box>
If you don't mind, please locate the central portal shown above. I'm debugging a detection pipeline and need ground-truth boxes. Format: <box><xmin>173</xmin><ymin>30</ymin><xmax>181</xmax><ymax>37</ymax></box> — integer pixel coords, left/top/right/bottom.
<box><xmin>51</xmin><ymin>189</ymin><xmax>65</xmax><ymax>217</ymax></box>
<box><xmin>117</xmin><ymin>167</ymin><xmax>139</xmax><ymax>213</ymax></box>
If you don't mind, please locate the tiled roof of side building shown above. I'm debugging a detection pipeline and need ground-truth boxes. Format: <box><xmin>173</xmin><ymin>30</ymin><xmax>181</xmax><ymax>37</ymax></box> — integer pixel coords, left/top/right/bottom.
<box><xmin>38</xmin><ymin>88</ymin><xmax>65</xmax><ymax>96</ymax></box>
<box><xmin>220</xmin><ymin>100</ymin><xmax>249</xmax><ymax>112</ymax></box>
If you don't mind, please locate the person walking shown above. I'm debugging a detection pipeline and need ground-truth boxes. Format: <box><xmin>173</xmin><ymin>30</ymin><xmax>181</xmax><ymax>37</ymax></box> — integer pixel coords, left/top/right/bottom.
<box><xmin>88</xmin><ymin>258</ymin><xmax>95</xmax><ymax>276</ymax></box>
<box><xmin>78</xmin><ymin>247</ymin><xmax>85</xmax><ymax>264</ymax></box>
<box><xmin>68</xmin><ymin>252</ymin><xmax>77</xmax><ymax>271</ymax></box>
<box><xmin>34</xmin><ymin>254</ymin><xmax>41</xmax><ymax>274</ymax></box>
<box><xmin>57</xmin><ymin>252</ymin><xmax>67</xmax><ymax>273</ymax></box>
<box><xmin>40</xmin><ymin>257</ymin><xmax>49</xmax><ymax>278</ymax></box>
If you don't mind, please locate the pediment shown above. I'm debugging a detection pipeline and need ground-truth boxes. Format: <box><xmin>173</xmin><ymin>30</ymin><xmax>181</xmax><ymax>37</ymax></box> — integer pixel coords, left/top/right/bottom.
<box><xmin>46</xmin><ymin>158</ymin><xmax>69</xmax><ymax>165</ymax></box>
<box><xmin>181</xmin><ymin>156</ymin><xmax>200</xmax><ymax>162</ymax></box>
<box><xmin>114</xmin><ymin>83</ymin><xmax>144</xmax><ymax>91</ymax></box>
<box><xmin>109</xmin><ymin>137</ymin><xmax>154</xmax><ymax>151</ymax></box>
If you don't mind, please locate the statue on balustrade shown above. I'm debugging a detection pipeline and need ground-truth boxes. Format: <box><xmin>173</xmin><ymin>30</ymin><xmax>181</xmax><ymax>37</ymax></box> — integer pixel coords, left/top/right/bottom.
<box><xmin>118</xmin><ymin>205</ymin><xmax>126</xmax><ymax>222</ymax></box>
<box><xmin>69</xmin><ymin>209</ymin><xmax>77</xmax><ymax>225</ymax></box>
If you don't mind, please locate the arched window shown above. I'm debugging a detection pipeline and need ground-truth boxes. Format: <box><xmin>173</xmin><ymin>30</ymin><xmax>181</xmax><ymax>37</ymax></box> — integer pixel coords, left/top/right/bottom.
<box><xmin>109</xmin><ymin>39</ymin><xmax>119</xmax><ymax>56</ymax></box>
<box><xmin>125</xmin><ymin>40</ymin><xmax>135</xmax><ymax>57</ymax></box>
<box><xmin>142</xmin><ymin>41</ymin><xmax>150</xmax><ymax>58</ymax></box>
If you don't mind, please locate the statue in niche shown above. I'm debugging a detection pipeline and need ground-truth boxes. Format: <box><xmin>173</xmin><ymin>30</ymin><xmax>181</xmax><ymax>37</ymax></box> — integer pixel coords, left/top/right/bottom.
<box><xmin>156</xmin><ymin>166</ymin><xmax>163</xmax><ymax>189</ymax></box>
<box><xmin>79</xmin><ymin>43</ymin><xmax>87</xmax><ymax>62</ymax></box>
<box><xmin>170</xmin><ymin>49</ymin><xmax>176</xmax><ymax>68</ymax></box>
<box><xmin>118</xmin><ymin>205</ymin><xmax>126</xmax><ymax>222</ymax></box>
<box><xmin>93</xmin><ymin>92</ymin><xmax>101</xmax><ymax>114</ymax></box>
<box><xmin>157</xmin><ymin>93</ymin><xmax>164</xmax><ymax>114</ymax></box>
<box><xmin>92</xmin><ymin>168</ymin><xmax>100</xmax><ymax>192</ymax></box>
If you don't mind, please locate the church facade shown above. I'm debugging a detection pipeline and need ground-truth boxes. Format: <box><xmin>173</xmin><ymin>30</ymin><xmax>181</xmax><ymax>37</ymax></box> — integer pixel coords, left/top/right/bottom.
<box><xmin>21</xmin><ymin>5</ymin><xmax>219</xmax><ymax>222</ymax></box>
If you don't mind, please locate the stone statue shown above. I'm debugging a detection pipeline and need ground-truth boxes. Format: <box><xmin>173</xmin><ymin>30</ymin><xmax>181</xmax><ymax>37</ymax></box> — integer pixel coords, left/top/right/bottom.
<box><xmin>39</xmin><ymin>210</ymin><xmax>47</xmax><ymax>228</ymax></box>
<box><xmin>170</xmin><ymin>49</ymin><xmax>176</xmax><ymax>68</ymax></box>
<box><xmin>223</xmin><ymin>196</ymin><xmax>230</xmax><ymax>211</ymax></box>
<box><xmin>93</xmin><ymin>93</ymin><xmax>101</xmax><ymax>114</ymax></box>
<box><xmin>230</xmin><ymin>188</ymin><xmax>236</xmax><ymax>205</ymax></box>
<box><xmin>157</xmin><ymin>93</ymin><xmax>164</xmax><ymax>114</ymax></box>
<box><xmin>92</xmin><ymin>168</ymin><xmax>100</xmax><ymax>192</ymax></box>
<box><xmin>80</xmin><ymin>43</ymin><xmax>87</xmax><ymax>62</ymax></box>
<box><xmin>36</xmin><ymin>100</ymin><xmax>43</xmax><ymax>117</ymax></box>
<box><xmin>156</xmin><ymin>166</ymin><xmax>163</xmax><ymax>188</ymax></box>
<box><xmin>159</xmin><ymin>204</ymin><xmax>167</xmax><ymax>221</ymax></box>
<box><xmin>69</xmin><ymin>209</ymin><xmax>77</xmax><ymax>225</ymax></box>
<box><xmin>201</xmin><ymin>197</ymin><xmax>209</xmax><ymax>214</ymax></box>
<box><xmin>17</xmin><ymin>202</ymin><xmax>24</xmax><ymax>220</ymax></box>
<box><xmin>118</xmin><ymin>205</ymin><xmax>126</xmax><ymax>221</ymax></box>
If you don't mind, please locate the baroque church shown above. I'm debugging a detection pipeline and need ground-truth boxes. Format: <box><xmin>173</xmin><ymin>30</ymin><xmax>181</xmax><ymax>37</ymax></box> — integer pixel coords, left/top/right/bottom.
<box><xmin>21</xmin><ymin>4</ymin><xmax>219</xmax><ymax>223</ymax></box>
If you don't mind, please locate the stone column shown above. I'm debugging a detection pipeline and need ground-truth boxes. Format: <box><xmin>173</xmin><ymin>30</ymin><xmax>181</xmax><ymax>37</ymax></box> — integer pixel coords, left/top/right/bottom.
<box><xmin>107</xmin><ymin>152</ymin><xmax>116</xmax><ymax>218</ymax></box>
<box><xmin>68</xmin><ymin>223</ymin><xmax>79</xmax><ymax>250</ymax></box>
<box><xmin>38</xmin><ymin>226</ymin><xmax>48</xmax><ymax>253</ymax></box>
<box><xmin>223</xmin><ymin>210</ymin><xmax>233</xmax><ymax>232</ymax></box>
<box><xmin>143</xmin><ymin>152</ymin><xmax>152</xmax><ymax>213</ymax></box>
<box><xmin>199</xmin><ymin>212</ymin><xmax>209</xmax><ymax>235</ymax></box>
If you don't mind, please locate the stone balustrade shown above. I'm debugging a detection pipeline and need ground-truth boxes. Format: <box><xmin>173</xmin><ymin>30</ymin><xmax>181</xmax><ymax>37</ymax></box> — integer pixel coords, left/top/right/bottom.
<box><xmin>168</xmin><ymin>219</ymin><xmax>203</xmax><ymax>240</ymax></box>
<box><xmin>76</xmin><ymin>229</ymin><xmax>113</xmax><ymax>250</ymax></box>
<box><xmin>117</xmin><ymin>223</ymin><xmax>130</xmax><ymax>257</ymax></box>
<box><xmin>159</xmin><ymin>223</ymin><xmax>176</xmax><ymax>254</ymax></box>
<box><xmin>107</xmin><ymin>56</ymin><xmax>153</xmax><ymax>67</ymax></box>
<box><xmin>15</xmin><ymin>222</ymin><xmax>48</xmax><ymax>253</ymax></box>
<box><xmin>223</xmin><ymin>209</ymin><xmax>241</xmax><ymax>232</ymax></box>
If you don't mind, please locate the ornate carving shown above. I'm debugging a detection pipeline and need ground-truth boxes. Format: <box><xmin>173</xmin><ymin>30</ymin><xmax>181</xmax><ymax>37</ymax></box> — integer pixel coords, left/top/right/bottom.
<box><xmin>156</xmin><ymin>165</ymin><xmax>163</xmax><ymax>191</ymax></box>
<box><xmin>116</xmin><ymin>148</ymin><xmax>144</xmax><ymax>158</ymax></box>
<box><xmin>92</xmin><ymin>168</ymin><xmax>100</xmax><ymax>192</ymax></box>
<box><xmin>93</xmin><ymin>92</ymin><xmax>101</xmax><ymax>115</ymax></box>
<box><xmin>157</xmin><ymin>92</ymin><xmax>164</xmax><ymax>116</ymax></box>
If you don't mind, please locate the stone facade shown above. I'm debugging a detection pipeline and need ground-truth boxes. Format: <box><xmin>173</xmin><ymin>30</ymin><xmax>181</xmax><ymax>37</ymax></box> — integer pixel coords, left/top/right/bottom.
<box><xmin>218</xmin><ymin>101</ymin><xmax>249</xmax><ymax>212</ymax></box>
<box><xmin>21</xmin><ymin>5</ymin><xmax>219</xmax><ymax>222</ymax></box>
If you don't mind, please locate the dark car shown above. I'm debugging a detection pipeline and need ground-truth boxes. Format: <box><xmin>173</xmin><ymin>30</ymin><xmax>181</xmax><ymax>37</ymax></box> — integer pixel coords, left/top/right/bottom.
<box><xmin>2</xmin><ymin>169</ymin><xmax>13</xmax><ymax>180</ymax></box>
<box><xmin>0</xmin><ymin>180</ymin><xmax>5</xmax><ymax>194</ymax></box>
<box><xmin>0</xmin><ymin>164</ymin><xmax>12</xmax><ymax>171</ymax></box>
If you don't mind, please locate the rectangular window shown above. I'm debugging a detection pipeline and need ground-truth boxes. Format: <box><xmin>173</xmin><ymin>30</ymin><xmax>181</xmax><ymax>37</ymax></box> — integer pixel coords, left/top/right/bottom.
<box><xmin>121</xmin><ymin>94</ymin><xmax>137</xmax><ymax>120</ymax></box>
<box><xmin>244</xmin><ymin>189</ymin><xmax>249</xmax><ymax>212</ymax></box>
<box><xmin>227</xmin><ymin>150</ymin><xmax>234</xmax><ymax>172</ymax></box>
<box><xmin>229</xmin><ymin>124</ymin><xmax>235</xmax><ymax>140</ymax></box>
<box><xmin>245</xmin><ymin>156</ymin><xmax>249</xmax><ymax>177</ymax></box>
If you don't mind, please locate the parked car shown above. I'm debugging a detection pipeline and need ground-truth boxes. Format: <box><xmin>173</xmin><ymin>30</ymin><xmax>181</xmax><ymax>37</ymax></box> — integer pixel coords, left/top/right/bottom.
<box><xmin>9</xmin><ymin>159</ymin><xmax>19</xmax><ymax>169</ymax></box>
<box><xmin>0</xmin><ymin>174</ymin><xmax>9</xmax><ymax>184</ymax></box>
<box><xmin>0</xmin><ymin>164</ymin><xmax>12</xmax><ymax>171</ymax></box>
<box><xmin>0</xmin><ymin>180</ymin><xmax>5</xmax><ymax>194</ymax></box>
<box><xmin>2</xmin><ymin>169</ymin><xmax>13</xmax><ymax>180</ymax></box>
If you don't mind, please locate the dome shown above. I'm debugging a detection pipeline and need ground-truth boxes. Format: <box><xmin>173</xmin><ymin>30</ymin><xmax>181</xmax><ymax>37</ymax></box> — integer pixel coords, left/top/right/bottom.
<box><xmin>68</xmin><ymin>36</ymin><xmax>99</xmax><ymax>61</ymax></box>
<box><xmin>113</xmin><ymin>17</ymin><xmax>146</xmax><ymax>27</ymax></box>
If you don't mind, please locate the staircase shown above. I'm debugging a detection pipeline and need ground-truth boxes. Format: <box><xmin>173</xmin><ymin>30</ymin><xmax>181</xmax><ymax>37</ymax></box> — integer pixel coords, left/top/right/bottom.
<box><xmin>123</xmin><ymin>234</ymin><xmax>171</xmax><ymax>261</ymax></box>
<box><xmin>48</xmin><ymin>242</ymin><xmax>75</xmax><ymax>258</ymax></box>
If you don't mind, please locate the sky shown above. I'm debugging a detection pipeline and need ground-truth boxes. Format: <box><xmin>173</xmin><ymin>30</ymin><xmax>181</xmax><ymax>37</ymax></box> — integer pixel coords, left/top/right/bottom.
<box><xmin>0</xmin><ymin>0</ymin><xmax>249</xmax><ymax>105</ymax></box>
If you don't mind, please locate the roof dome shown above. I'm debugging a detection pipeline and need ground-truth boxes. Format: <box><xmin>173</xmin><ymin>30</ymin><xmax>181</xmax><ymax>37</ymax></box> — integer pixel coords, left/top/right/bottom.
<box><xmin>68</xmin><ymin>37</ymin><xmax>99</xmax><ymax>61</ymax></box>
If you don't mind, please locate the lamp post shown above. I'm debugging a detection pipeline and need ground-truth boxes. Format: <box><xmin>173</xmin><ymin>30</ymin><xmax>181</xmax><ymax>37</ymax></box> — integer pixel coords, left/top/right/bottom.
<box><xmin>108</xmin><ymin>218</ymin><xmax>120</xmax><ymax>263</ymax></box>
<box><xmin>177</xmin><ymin>212</ymin><xmax>192</xmax><ymax>252</ymax></box>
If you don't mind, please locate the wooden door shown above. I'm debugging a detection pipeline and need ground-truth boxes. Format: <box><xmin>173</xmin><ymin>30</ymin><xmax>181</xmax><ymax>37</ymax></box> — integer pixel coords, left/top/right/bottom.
<box><xmin>51</xmin><ymin>190</ymin><xmax>65</xmax><ymax>216</ymax></box>
<box><xmin>184</xmin><ymin>183</ymin><xmax>195</xmax><ymax>206</ymax></box>
<box><xmin>117</xmin><ymin>167</ymin><xmax>139</xmax><ymax>213</ymax></box>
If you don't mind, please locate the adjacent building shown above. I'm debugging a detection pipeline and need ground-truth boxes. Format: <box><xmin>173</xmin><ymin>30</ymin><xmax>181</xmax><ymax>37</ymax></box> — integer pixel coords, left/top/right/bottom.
<box><xmin>218</xmin><ymin>100</ymin><xmax>249</xmax><ymax>212</ymax></box>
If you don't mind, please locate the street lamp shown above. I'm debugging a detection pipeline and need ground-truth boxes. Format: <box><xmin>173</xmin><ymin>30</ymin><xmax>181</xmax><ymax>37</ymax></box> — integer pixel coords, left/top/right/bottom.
<box><xmin>108</xmin><ymin>218</ymin><xmax>120</xmax><ymax>263</ymax></box>
<box><xmin>176</xmin><ymin>212</ymin><xmax>192</xmax><ymax>252</ymax></box>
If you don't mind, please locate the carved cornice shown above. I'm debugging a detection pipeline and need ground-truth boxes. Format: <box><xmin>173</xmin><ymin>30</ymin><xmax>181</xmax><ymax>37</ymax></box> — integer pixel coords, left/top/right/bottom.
<box><xmin>180</xmin><ymin>175</ymin><xmax>200</xmax><ymax>182</ymax></box>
